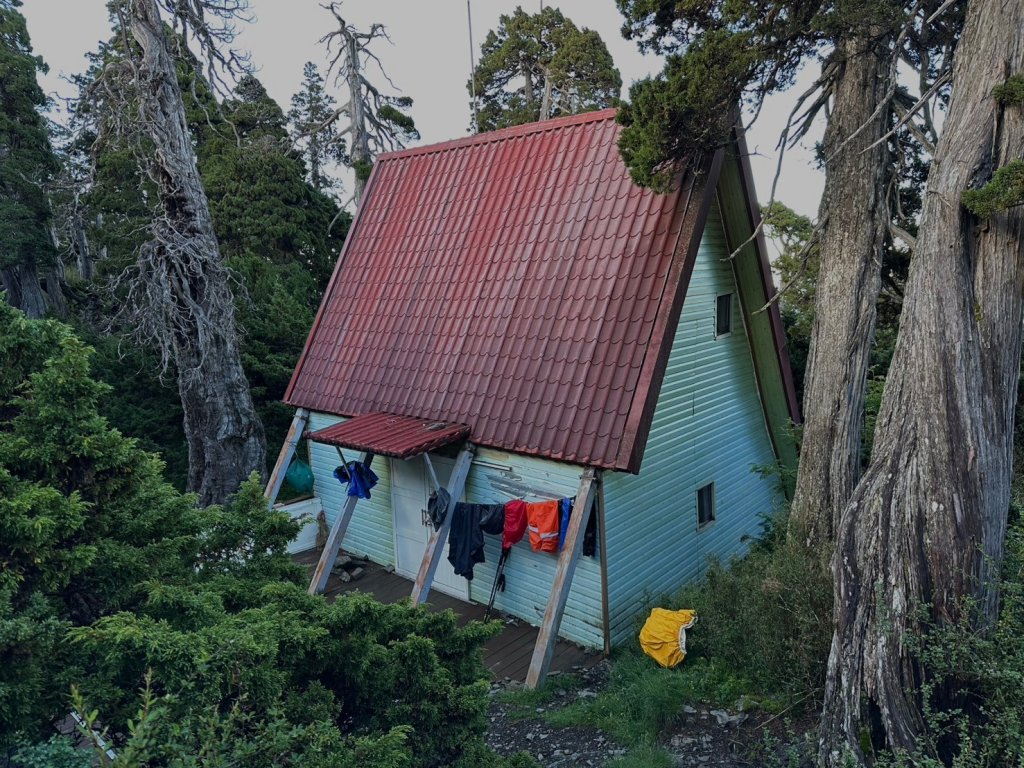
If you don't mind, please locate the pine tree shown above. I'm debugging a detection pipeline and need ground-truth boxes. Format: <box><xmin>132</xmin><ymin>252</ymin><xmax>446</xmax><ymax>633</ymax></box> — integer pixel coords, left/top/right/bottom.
<box><xmin>470</xmin><ymin>7</ymin><xmax>621</xmax><ymax>133</ymax></box>
<box><xmin>288</xmin><ymin>62</ymin><xmax>347</xmax><ymax>193</ymax></box>
<box><xmin>0</xmin><ymin>0</ymin><xmax>63</xmax><ymax>318</ymax></box>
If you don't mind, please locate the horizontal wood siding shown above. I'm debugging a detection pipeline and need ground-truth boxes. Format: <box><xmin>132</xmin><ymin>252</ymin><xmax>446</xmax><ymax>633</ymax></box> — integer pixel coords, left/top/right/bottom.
<box><xmin>305</xmin><ymin>416</ymin><xmax>603</xmax><ymax>649</ymax></box>
<box><xmin>307</xmin><ymin>412</ymin><xmax>395</xmax><ymax>565</ymax></box>
<box><xmin>465</xmin><ymin>449</ymin><xmax>603</xmax><ymax>650</ymax></box>
<box><xmin>603</xmin><ymin>201</ymin><xmax>785</xmax><ymax>646</ymax></box>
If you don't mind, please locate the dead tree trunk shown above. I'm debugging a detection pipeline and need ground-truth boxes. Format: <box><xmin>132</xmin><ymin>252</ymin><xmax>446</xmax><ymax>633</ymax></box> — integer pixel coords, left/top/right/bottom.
<box><xmin>345</xmin><ymin>32</ymin><xmax>370</xmax><ymax>204</ymax></box>
<box><xmin>125</xmin><ymin>0</ymin><xmax>265</xmax><ymax>505</ymax></box>
<box><xmin>789</xmin><ymin>34</ymin><xmax>893</xmax><ymax>550</ymax></box>
<box><xmin>818</xmin><ymin>0</ymin><xmax>1024</xmax><ymax>761</ymax></box>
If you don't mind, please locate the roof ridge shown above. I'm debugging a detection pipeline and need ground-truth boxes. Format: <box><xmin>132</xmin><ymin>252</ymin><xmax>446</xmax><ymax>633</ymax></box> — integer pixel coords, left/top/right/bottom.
<box><xmin>378</xmin><ymin>108</ymin><xmax>619</xmax><ymax>163</ymax></box>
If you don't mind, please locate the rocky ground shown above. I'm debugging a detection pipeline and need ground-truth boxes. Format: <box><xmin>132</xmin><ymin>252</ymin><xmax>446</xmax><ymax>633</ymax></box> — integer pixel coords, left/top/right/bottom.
<box><xmin>485</xmin><ymin>662</ymin><xmax>809</xmax><ymax>767</ymax></box>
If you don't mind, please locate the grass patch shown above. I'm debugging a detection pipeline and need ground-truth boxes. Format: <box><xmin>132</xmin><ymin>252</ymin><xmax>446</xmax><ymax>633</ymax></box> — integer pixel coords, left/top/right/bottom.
<box><xmin>498</xmin><ymin>673</ymin><xmax>581</xmax><ymax>720</ymax></box>
<box><xmin>547</xmin><ymin>650</ymin><xmax>752</xmax><ymax>745</ymax></box>
<box><xmin>605</xmin><ymin>742</ymin><xmax>676</xmax><ymax>768</ymax></box>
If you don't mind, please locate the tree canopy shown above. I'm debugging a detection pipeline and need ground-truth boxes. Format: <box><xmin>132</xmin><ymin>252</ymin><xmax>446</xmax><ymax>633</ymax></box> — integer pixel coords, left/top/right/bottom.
<box><xmin>470</xmin><ymin>6</ymin><xmax>621</xmax><ymax>133</ymax></box>
<box><xmin>0</xmin><ymin>303</ymin><xmax>523</xmax><ymax>768</ymax></box>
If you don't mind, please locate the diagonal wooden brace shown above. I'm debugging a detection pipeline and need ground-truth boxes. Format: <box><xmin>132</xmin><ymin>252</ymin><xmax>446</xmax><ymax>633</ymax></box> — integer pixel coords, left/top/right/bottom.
<box><xmin>264</xmin><ymin>408</ymin><xmax>309</xmax><ymax>504</ymax></box>
<box><xmin>308</xmin><ymin>451</ymin><xmax>373</xmax><ymax>595</ymax></box>
<box><xmin>525</xmin><ymin>468</ymin><xmax>600</xmax><ymax>689</ymax></box>
<box><xmin>410</xmin><ymin>445</ymin><xmax>476</xmax><ymax>605</ymax></box>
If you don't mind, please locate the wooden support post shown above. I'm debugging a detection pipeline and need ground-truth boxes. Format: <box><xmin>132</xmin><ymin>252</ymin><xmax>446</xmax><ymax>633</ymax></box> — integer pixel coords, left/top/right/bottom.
<box><xmin>410</xmin><ymin>445</ymin><xmax>475</xmax><ymax>605</ymax></box>
<box><xmin>422</xmin><ymin>453</ymin><xmax>441</xmax><ymax>492</ymax></box>
<box><xmin>308</xmin><ymin>451</ymin><xmax>373</xmax><ymax>595</ymax></box>
<box><xmin>264</xmin><ymin>408</ymin><xmax>310</xmax><ymax>503</ymax></box>
<box><xmin>525</xmin><ymin>468</ymin><xmax>599</xmax><ymax>689</ymax></box>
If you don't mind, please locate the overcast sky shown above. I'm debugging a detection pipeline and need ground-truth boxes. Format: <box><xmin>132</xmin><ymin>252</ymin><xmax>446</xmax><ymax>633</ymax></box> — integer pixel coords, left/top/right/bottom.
<box><xmin>23</xmin><ymin>0</ymin><xmax>824</xmax><ymax>218</ymax></box>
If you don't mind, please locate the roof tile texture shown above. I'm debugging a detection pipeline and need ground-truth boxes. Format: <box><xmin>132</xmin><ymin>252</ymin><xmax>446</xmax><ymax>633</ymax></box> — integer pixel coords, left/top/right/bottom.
<box><xmin>286</xmin><ymin>109</ymin><xmax>693</xmax><ymax>471</ymax></box>
<box><xmin>308</xmin><ymin>412</ymin><xmax>470</xmax><ymax>459</ymax></box>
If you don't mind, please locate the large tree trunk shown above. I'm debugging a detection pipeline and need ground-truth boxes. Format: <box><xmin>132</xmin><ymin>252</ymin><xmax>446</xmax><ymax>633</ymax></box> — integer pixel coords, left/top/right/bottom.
<box><xmin>818</xmin><ymin>0</ymin><xmax>1024</xmax><ymax>761</ymax></box>
<box><xmin>788</xmin><ymin>34</ymin><xmax>894</xmax><ymax>549</ymax></box>
<box><xmin>1</xmin><ymin>259</ymin><xmax>49</xmax><ymax>319</ymax></box>
<box><xmin>127</xmin><ymin>0</ymin><xmax>265</xmax><ymax>505</ymax></box>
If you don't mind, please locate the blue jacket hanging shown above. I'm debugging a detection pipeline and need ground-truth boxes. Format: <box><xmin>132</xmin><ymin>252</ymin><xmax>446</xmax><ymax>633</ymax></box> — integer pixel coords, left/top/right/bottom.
<box><xmin>333</xmin><ymin>461</ymin><xmax>378</xmax><ymax>499</ymax></box>
<box><xmin>558</xmin><ymin>497</ymin><xmax>573</xmax><ymax>551</ymax></box>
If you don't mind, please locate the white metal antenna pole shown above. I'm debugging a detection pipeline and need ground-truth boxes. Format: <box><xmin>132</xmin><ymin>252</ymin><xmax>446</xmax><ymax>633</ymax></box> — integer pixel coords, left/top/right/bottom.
<box><xmin>467</xmin><ymin>0</ymin><xmax>479</xmax><ymax>132</ymax></box>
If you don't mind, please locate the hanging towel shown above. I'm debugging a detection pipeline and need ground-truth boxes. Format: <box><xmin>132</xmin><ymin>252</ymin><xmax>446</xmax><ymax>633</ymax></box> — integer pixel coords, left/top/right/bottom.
<box><xmin>447</xmin><ymin>503</ymin><xmax>485</xmax><ymax>580</ymax></box>
<box><xmin>333</xmin><ymin>461</ymin><xmax>378</xmax><ymax>499</ymax></box>
<box><xmin>639</xmin><ymin>608</ymin><xmax>698</xmax><ymax>668</ymax></box>
<box><xmin>526</xmin><ymin>500</ymin><xmax>560</xmax><ymax>553</ymax></box>
<box><xmin>503</xmin><ymin>500</ymin><xmax>528</xmax><ymax>549</ymax></box>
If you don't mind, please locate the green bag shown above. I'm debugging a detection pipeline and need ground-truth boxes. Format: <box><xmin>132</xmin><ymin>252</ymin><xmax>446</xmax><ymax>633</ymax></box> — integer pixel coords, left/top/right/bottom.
<box><xmin>284</xmin><ymin>458</ymin><xmax>314</xmax><ymax>494</ymax></box>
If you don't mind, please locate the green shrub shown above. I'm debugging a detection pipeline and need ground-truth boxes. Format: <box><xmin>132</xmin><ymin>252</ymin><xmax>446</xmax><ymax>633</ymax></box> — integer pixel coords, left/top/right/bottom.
<box><xmin>670</xmin><ymin>526</ymin><xmax>833</xmax><ymax>701</ymax></box>
<box><xmin>12</xmin><ymin>735</ymin><xmax>92</xmax><ymax>768</ymax></box>
<box><xmin>0</xmin><ymin>306</ymin><xmax>504</xmax><ymax>766</ymax></box>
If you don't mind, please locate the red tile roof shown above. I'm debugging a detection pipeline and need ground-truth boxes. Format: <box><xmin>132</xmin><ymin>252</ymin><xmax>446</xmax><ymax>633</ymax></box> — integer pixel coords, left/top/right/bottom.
<box><xmin>307</xmin><ymin>412</ymin><xmax>470</xmax><ymax>459</ymax></box>
<box><xmin>285</xmin><ymin>109</ymin><xmax>715</xmax><ymax>472</ymax></box>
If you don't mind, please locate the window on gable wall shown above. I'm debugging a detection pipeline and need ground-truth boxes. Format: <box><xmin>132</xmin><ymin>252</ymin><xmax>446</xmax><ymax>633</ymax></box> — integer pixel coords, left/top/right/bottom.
<box><xmin>697</xmin><ymin>482</ymin><xmax>715</xmax><ymax>529</ymax></box>
<box><xmin>716</xmin><ymin>293</ymin><xmax>733</xmax><ymax>337</ymax></box>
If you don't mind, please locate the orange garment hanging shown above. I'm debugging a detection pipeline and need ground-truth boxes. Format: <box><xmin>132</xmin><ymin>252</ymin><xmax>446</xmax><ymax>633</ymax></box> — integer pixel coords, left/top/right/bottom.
<box><xmin>526</xmin><ymin>500</ymin><xmax>560</xmax><ymax>553</ymax></box>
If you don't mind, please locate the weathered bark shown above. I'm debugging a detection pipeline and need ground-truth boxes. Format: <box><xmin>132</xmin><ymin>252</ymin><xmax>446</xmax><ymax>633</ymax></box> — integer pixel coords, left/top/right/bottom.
<box><xmin>789</xmin><ymin>34</ymin><xmax>894</xmax><ymax>549</ymax></box>
<box><xmin>345</xmin><ymin>32</ymin><xmax>370</xmax><ymax>204</ymax></box>
<box><xmin>539</xmin><ymin>66</ymin><xmax>553</xmax><ymax>120</ymax></box>
<box><xmin>1</xmin><ymin>259</ymin><xmax>48</xmax><ymax>318</ymax></box>
<box><xmin>126</xmin><ymin>0</ymin><xmax>265</xmax><ymax>505</ymax></box>
<box><xmin>819</xmin><ymin>0</ymin><xmax>1024</xmax><ymax>761</ymax></box>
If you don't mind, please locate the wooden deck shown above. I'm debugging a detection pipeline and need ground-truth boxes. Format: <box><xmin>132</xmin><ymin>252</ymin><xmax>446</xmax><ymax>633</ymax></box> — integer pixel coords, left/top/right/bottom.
<box><xmin>295</xmin><ymin>550</ymin><xmax>600</xmax><ymax>681</ymax></box>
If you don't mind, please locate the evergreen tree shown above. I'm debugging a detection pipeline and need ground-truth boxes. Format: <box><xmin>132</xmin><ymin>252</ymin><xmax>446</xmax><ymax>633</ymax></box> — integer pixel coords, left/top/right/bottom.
<box><xmin>288</xmin><ymin>61</ymin><xmax>347</xmax><ymax>194</ymax></box>
<box><xmin>0</xmin><ymin>304</ymin><xmax>514</xmax><ymax>768</ymax></box>
<box><xmin>470</xmin><ymin>6</ymin><xmax>621</xmax><ymax>133</ymax></box>
<box><xmin>0</xmin><ymin>0</ymin><xmax>63</xmax><ymax>318</ymax></box>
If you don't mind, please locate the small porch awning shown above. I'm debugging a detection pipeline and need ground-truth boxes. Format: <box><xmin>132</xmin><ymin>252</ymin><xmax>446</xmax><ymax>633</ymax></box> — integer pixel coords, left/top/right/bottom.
<box><xmin>307</xmin><ymin>412</ymin><xmax>471</xmax><ymax>459</ymax></box>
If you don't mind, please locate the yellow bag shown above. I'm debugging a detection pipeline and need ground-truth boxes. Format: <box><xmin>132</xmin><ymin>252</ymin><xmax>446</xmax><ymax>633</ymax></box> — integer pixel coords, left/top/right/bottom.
<box><xmin>639</xmin><ymin>608</ymin><xmax>698</xmax><ymax>668</ymax></box>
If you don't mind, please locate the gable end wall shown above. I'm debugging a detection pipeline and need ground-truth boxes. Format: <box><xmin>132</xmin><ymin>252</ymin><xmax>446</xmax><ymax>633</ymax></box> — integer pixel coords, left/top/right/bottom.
<box><xmin>602</xmin><ymin>199</ymin><xmax>785</xmax><ymax>646</ymax></box>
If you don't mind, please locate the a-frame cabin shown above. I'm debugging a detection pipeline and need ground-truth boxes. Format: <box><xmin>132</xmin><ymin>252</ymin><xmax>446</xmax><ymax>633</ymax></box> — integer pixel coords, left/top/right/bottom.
<box><xmin>267</xmin><ymin>109</ymin><xmax>800</xmax><ymax>688</ymax></box>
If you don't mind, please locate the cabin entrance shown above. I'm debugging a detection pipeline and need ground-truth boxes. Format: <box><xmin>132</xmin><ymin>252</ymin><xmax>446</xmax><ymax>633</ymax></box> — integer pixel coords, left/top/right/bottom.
<box><xmin>391</xmin><ymin>455</ymin><xmax>469</xmax><ymax>600</ymax></box>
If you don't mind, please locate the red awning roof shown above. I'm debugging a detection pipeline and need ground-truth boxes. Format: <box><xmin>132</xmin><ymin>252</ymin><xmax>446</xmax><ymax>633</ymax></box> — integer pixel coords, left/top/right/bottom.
<box><xmin>285</xmin><ymin>109</ymin><xmax>712</xmax><ymax>472</ymax></box>
<box><xmin>307</xmin><ymin>412</ymin><xmax>470</xmax><ymax>459</ymax></box>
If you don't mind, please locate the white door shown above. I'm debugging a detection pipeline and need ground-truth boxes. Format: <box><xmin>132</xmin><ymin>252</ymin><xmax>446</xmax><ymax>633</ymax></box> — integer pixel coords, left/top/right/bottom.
<box><xmin>391</xmin><ymin>455</ymin><xmax>469</xmax><ymax>600</ymax></box>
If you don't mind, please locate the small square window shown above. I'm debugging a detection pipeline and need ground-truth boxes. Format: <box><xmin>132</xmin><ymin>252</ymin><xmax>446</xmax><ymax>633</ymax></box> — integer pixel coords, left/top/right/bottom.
<box><xmin>716</xmin><ymin>293</ymin><xmax>733</xmax><ymax>337</ymax></box>
<box><xmin>697</xmin><ymin>482</ymin><xmax>715</xmax><ymax>529</ymax></box>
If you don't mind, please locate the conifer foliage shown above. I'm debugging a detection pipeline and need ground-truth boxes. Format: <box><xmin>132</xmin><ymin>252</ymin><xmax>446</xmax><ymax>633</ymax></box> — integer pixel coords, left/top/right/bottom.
<box><xmin>470</xmin><ymin>6</ymin><xmax>621</xmax><ymax>133</ymax></box>
<box><xmin>0</xmin><ymin>303</ymin><xmax>510</xmax><ymax>767</ymax></box>
<box><xmin>0</xmin><ymin>0</ymin><xmax>63</xmax><ymax>318</ymax></box>
<box><xmin>288</xmin><ymin>62</ymin><xmax>348</xmax><ymax>194</ymax></box>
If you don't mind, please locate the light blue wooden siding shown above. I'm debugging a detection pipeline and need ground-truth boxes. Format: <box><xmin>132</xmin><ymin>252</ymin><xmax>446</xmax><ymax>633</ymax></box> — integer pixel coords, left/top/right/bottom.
<box><xmin>603</xmin><ymin>200</ymin><xmax>784</xmax><ymax>646</ymax></box>
<box><xmin>464</xmin><ymin>448</ymin><xmax>603</xmax><ymax>650</ymax></box>
<box><xmin>304</xmin><ymin>416</ymin><xmax>603</xmax><ymax>649</ymax></box>
<box><xmin>307</xmin><ymin>412</ymin><xmax>395</xmax><ymax>565</ymax></box>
